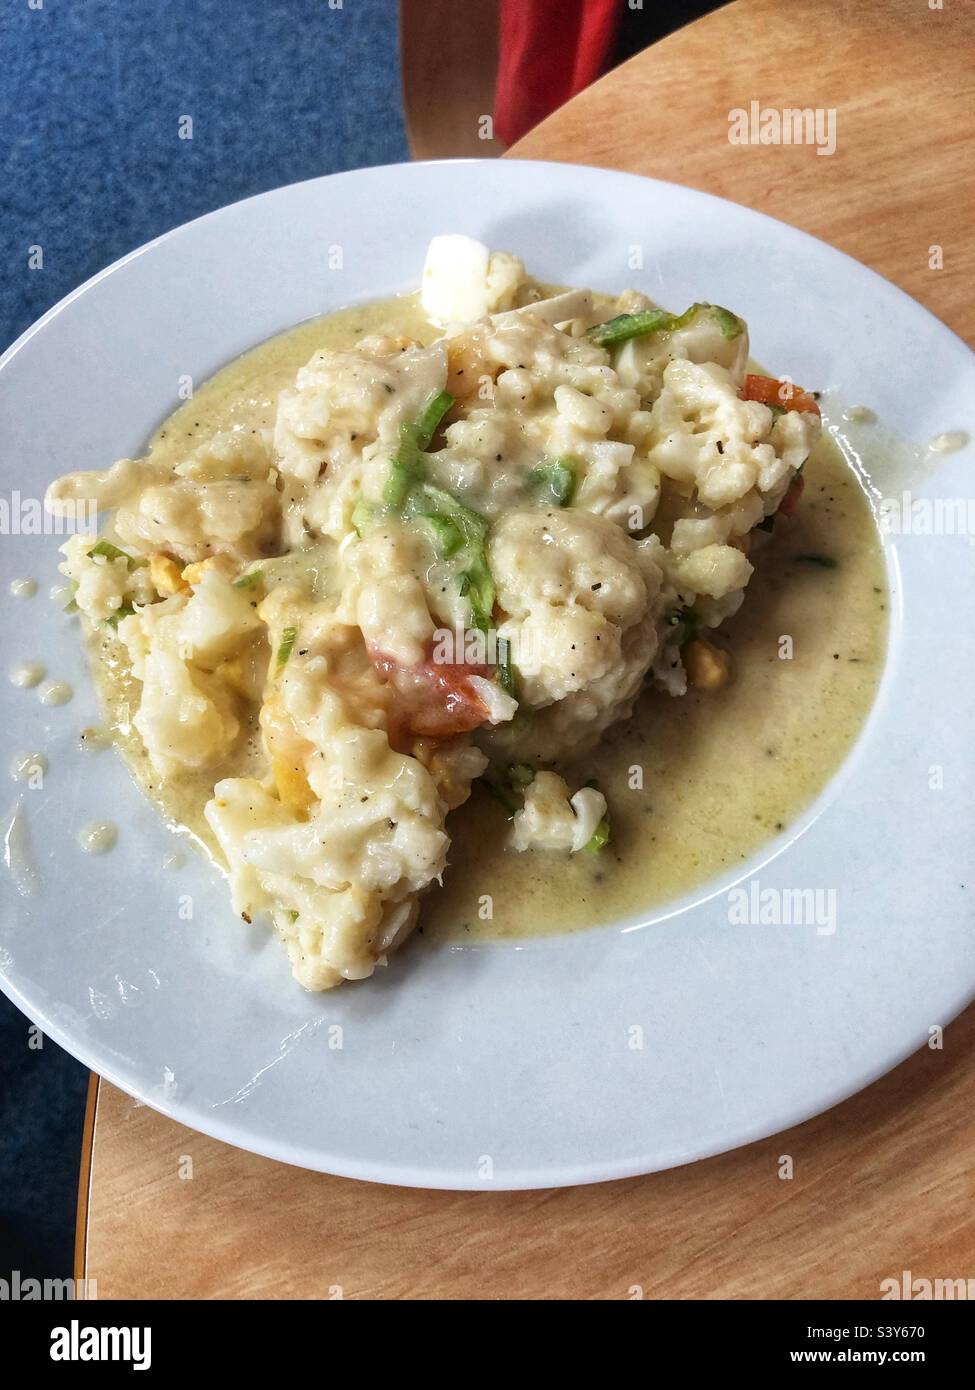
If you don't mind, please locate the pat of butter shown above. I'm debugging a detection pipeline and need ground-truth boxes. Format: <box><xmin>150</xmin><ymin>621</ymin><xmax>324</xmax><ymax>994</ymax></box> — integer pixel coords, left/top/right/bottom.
<box><xmin>421</xmin><ymin>234</ymin><xmax>494</xmax><ymax>326</ymax></box>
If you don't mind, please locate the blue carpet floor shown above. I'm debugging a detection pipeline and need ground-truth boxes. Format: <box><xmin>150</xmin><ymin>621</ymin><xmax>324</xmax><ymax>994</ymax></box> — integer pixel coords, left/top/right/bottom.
<box><xmin>1</xmin><ymin>0</ymin><xmax>408</xmax><ymax>1281</ymax></box>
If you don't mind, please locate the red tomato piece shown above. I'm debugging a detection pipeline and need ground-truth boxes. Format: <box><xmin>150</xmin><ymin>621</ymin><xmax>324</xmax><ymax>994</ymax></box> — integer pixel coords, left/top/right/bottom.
<box><xmin>370</xmin><ymin>646</ymin><xmax>492</xmax><ymax>737</ymax></box>
<box><xmin>741</xmin><ymin>373</ymin><xmax>821</xmax><ymax>416</ymax></box>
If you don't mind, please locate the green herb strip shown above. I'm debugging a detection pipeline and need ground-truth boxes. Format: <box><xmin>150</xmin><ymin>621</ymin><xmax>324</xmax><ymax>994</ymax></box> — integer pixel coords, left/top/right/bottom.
<box><xmin>277</xmin><ymin>625</ymin><xmax>298</xmax><ymax>669</ymax></box>
<box><xmin>586</xmin><ymin>302</ymin><xmax>744</xmax><ymax>349</ymax></box>
<box><xmin>526</xmin><ymin>456</ymin><xmax>577</xmax><ymax>508</ymax></box>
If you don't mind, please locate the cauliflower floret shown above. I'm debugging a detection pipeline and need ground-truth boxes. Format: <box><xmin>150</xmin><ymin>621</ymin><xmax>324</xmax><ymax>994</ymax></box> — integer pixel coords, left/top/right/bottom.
<box><xmin>120</xmin><ymin>572</ymin><xmax>264</xmax><ymax>776</ymax></box>
<box><xmin>274</xmin><ymin>340</ymin><xmax>447</xmax><ymax>497</ymax></box>
<box><xmin>169</xmin><ymin>568</ymin><xmax>264</xmax><ymax>666</ymax></box>
<box><xmin>114</xmin><ymin>476</ymin><xmax>279</xmax><ymax>563</ymax></box>
<box><xmin>510</xmin><ymin>771</ymin><xmax>607</xmax><ymax>854</ymax></box>
<box><xmin>58</xmin><ymin>534</ymin><xmax>155</xmax><ymax>621</ymax></box>
<box><xmin>671</xmin><ymin>543</ymin><xmax>753</xmax><ymax>600</ymax></box>
<box><xmin>647</xmin><ymin>358</ymin><xmax>819</xmax><ymax>513</ymax></box>
<box><xmin>340</xmin><ymin>521</ymin><xmax>436</xmax><ymax>666</ymax></box>
<box><xmin>174</xmin><ymin>428</ymin><xmax>272</xmax><ymax>482</ymax></box>
<box><xmin>490</xmin><ymin>509</ymin><xmax>656</xmax><ymax>704</ymax></box>
<box><xmin>575</xmin><ymin>444</ymin><xmax>662</xmax><ymax>530</ymax></box>
<box><xmin>483</xmin><ymin>509</ymin><xmax>663</xmax><ymax>760</ymax></box>
<box><xmin>669</xmin><ymin>515</ymin><xmax>733</xmax><ymax>552</ymax></box>
<box><xmin>205</xmin><ymin>723</ymin><xmax>450</xmax><ymax>990</ymax></box>
<box><xmin>52</xmin><ymin>430</ymin><xmax>281</xmax><ymax>568</ymax></box>
<box><xmin>135</xmin><ymin>648</ymin><xmax>241</xmax><ymax>777</ymax></box>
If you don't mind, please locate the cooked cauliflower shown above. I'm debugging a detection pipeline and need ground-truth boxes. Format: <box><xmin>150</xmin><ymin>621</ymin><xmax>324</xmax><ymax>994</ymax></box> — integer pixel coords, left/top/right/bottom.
<box><xmin>205</xmin><ymin>724</ymin><xmax>451</xmax><ymax>990</ymax></box>
<box><xmin>50</xmin><ymin>237</ymin><xmax>824</xmax><ymax>991</ymax></box>
<box><xmin>59</xmin><ymin>534</ymin><xmax>155</xmax><ymax>621</ymax></box>
<box><xmin>119</xmin><ymin>571</ymin><xmax>264</xmax><ymax>777</ymax></box>
<box><xmin>484</xmin><ymin>509</ymin><xmax>663</xmax><ymax>760</ymax></box>
<box><xmin>647</xmin><ymin>358</ymin><xmax>819</xmax><ymax>516</ymax></box>
<box><xmin>510</xmin><ymin>771</ymin><xmax>607</xmax><ymax>854</ymax></box>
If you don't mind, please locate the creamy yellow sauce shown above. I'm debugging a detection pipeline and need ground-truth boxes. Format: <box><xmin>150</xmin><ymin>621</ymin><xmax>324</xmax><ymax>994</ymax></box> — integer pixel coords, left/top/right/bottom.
<box><xmin>85</xmin><ymin>293</ymin><xmax>888</xmax><ymax>939</ymax></box>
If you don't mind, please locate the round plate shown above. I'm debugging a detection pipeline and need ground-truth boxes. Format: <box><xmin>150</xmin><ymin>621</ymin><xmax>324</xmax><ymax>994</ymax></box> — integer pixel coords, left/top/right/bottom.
<box><xmin>1</xmin><ymin>160</ymin><xmax>973</xmax><ymax>1189</ymax></box>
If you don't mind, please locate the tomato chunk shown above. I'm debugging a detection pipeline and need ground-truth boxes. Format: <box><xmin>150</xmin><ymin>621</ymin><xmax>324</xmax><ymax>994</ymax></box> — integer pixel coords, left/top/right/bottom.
<box><xmin>741</xmin><ymin>374</ymin><xmax>821</xmax><ymax>416</ymax></box>
<box><xmin>370</xmin><ymin>646</ymin><xmax>492</xmax><ymax>737</ymax></box>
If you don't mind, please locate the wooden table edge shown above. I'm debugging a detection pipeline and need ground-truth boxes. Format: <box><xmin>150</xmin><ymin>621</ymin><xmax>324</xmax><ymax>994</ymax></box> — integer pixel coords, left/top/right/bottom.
<box><xmin>74</xmin><ymin>1072</ymin><xmax>99</xmax><ymax>1293</ymax></box>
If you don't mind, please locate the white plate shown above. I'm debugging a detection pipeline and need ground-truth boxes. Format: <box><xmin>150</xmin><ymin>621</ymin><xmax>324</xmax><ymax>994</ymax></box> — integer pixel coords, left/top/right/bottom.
<box><xmin>2</xmin><ymin>160</ymin><xmax>974</xmax><ymax>1189</ymax></box>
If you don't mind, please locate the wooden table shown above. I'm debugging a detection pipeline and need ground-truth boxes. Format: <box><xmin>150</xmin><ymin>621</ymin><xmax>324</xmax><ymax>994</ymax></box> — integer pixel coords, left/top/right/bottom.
<box><xmin>77</xmin><ymin>0</ymin><xmax>975</xmax><ymax>1298</ymax></box>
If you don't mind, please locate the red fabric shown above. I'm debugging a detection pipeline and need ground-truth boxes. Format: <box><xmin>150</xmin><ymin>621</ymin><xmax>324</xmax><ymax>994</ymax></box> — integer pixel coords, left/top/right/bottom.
<box><xmin>494</xmin><ymin>0</ymin><xmax>621</xmax><ymax>147</ymax></box>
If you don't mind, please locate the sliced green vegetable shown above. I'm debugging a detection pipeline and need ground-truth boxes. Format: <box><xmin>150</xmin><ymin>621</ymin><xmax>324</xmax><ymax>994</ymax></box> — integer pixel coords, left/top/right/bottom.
<box><xmin>481</xmin><ymin>763</ymin><xmax>535</xmax><ymax>815</ymax></box>
<box><xmin>412</xmin><ymin>388</ymin><xmax>454</xmax><ymax>450</ymax></box>
<box><xmin>586</xmin><ymin>307</ymin><xmax>674</xmax><ymax>348</ymax></box>
<box><xmin>409</xmin><ymin>481</ymin><xmax>488</xmax><ymax>544</ymax></box>
<box><xmin>579</xmin><ymin>777</ymin><xmax>611</xmax><ymax>851</ymax></box>
<box><xmin>277</xmin><ymin>625</ymin><xmax>298</xmax><ymax>668</ymax></box>
<box><xmin>585</xmin><ymin>815</ymin><xmax>611</xmax><ymax>853</ymax></box>
<box><xmin>88</xmin><ymin>540</ymin><xmax>135</xmax><ymax>568</ymax></box>
<box><xmin>527</xmin><ymin>455</ymin><xmax>577</xmax><ymax>508</ymax></box>
<box><xmin>105</xmin><ymin>601</ymin><xmax>135</xmax><ymax>631</ymax></box>
<box><xmin>407</xmin><ymin>482</ymin><xmax>494</xmax><ymax>630</ymax></box>
<box><xmin>383</xmin><ymin>389</ymin><xmax>454</xmax><ymax>507</ymax></box>
<box><xmin>497</xmin><ymin>638</ymin><xmax>518</xmax><ymax>697</ymax></box>
<box><xmin>63</xmin><ymin>579</ymin><xmax>80</xmax><ymax>613</ymax></box>
<box><xmin>351</xmin><ymin>498</ymin><xmax>376</xmax><ymax>538</ymax></box>
<box><xmin>586</xmin><ymin>302</ymin><xmax>744</xmax><ymax>349</ymax></box>
<box><xmin>417</xmin><ymin>512</ymin><xmax>464</xmax><ymax>558</ymax></box>
<box><xmin>381</xmin><ymin>393</ymin><xmax>495</xmax><ymax>633</ymax></box>
<box><xmin>233</xmin><ymin>568</ymin><xmax>264</xmax><ymax>590</ymax></box>
<box><xmin>707</xmin><ymin>305</ymin><xmax>747</xmax><ymax>340</ymax></box>
<box><xmin>666</xmin><ymin>605</ymin><xmax>704</xmax><ymax>648</ymax></box>
<box><xmin>461</xmin><ymin>556</ymin><xmax>495</xmax><ymax>632</ymax></box>
<box><xmin>383</xmin><ymin>431</ymin><xmax>424</xmax><ymax>509</ymax></box>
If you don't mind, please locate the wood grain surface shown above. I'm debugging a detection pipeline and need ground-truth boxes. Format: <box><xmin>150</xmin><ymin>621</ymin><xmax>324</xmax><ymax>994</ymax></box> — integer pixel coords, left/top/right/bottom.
<box><xmin>511</xmin><ymin>0</ymin><xmax>975</xmax><ymax>346</ymax></box>
<box><xmin>79</xmin><ymin>0</ymin><xmax>975</xmax><ymax>1299</ymax></box>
